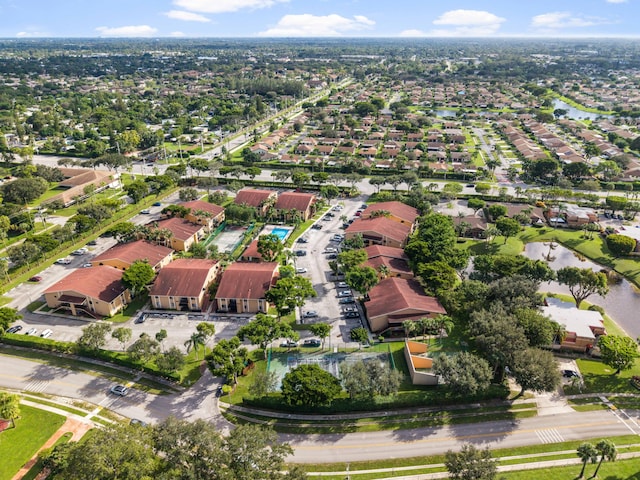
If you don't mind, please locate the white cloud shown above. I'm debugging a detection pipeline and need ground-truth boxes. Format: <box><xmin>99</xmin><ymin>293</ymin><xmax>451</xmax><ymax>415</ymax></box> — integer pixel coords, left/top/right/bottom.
<box><xmin>95</xmin><ymin>25</ymin><xmax>158</xmax><ymax>37</ymax></box>
<box><xmin>531</xmin><ymin>12</ymin><xmax>605</xmax><ymax>29</ymax></box>
<box><xmin>399</xmin><ymin>29</ymin><xmax>427</xmax><ymax>37</ymax></box>
<box><xmin>606</xmin><ymin>0</ymin><xmax>627</xmax><ymax>3</ymax></box>
<box><xmin>169</xmin><ymin>31</ymin><xmax>186</xmax><ymax>37</ymax></box>
<box><xmin>173</xmin><ymin>0</ymin><xmax>289</xmax><ymax>14</ymax></box>
<box><xmin>430</xmin><ymin>9</ymin><xmax>505</xmax><ymax>36</ymax></box>
<box><xmin>16</xmin><ymin>31</ymin><xmax>48</xmax><ymax>37</ymax></box>
<box><xmin>259</xmin><ymin>14</ymin><xmax>375</xmax><ymax>37</ymax></box>
<box><xmin>164</xmin><ymin>10</ymin><xmax>210</xmax><ymax>22</ymax></box>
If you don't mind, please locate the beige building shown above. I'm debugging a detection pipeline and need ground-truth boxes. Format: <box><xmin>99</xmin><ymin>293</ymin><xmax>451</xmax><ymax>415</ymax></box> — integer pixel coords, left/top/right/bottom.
<box><xmin>181</xmin><ymin>200</ymin><xmax>225</xmax><ymax>232</ymax></box>
<box><xmin>150</xmin><ymin>259</ymin><xmax>220</xmax><ymax>311</ymax></box>
<box><xmin>91</xmin><ymin>240</ymin><xmax>173</xmax><ymax>271</ymax></box>
<box><xmin>44</xmin><ymin>266</ymin><xmax>131</xmax><ymax>318</ymax></box>
<box><xmin>234</xmin><ymin>189</ymin><xmax>277</xmax><ymax>217</ymax></box>
<box><xmin>275</xmin><ymin>191</ymin><xmax>317</xmax><ymax>221</ymax></box>
<box><xmin>154</xmin><ymin>217</ymin><xmax>206</xmax><ymax>252</ymax></box>
<box><xmin>345</xmin><ymin>217</ymin><xmax>412</xmax><ymax>249</ymax></box>
<box><xmin>215</xmin><ymin>262</ymin><xmax>279</xmax><ymax>314</ymax></box>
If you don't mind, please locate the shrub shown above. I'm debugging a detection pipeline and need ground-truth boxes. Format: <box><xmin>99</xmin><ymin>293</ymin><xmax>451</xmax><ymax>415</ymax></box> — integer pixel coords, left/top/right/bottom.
<box><xmin>467</xmin><ymin>198</ymin><xmax>485</xmax><ymax>210</ymax></box>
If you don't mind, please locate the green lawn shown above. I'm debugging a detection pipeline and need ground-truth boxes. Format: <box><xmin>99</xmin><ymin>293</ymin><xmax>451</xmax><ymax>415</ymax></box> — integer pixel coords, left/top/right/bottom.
<box><xmin>109</xmin><ymin>294</ymin><xmax>149</xmax><ymax>324</ymax></box>
<box><xmin>565</xmin><ymin>357</ymin><xmax>640</xmax><ymax>395</ymax></box>
<box><xmin>500</xmin><ymin>457</ymin><xmax>640</xmax><ymax>480</ymax></box>
<box><xmin>457</xmin><ymin>236</ymin><xmax>525</xmax><ymax>256</ymax></box>
<box><xmin>0</xmin><ymin>404</ymin><xmax>65</xmax><ymax>480</ymax></box>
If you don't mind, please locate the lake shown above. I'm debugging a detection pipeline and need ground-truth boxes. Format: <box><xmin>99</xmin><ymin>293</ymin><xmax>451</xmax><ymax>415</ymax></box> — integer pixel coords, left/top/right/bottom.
<box><xmin>552</xmin><ymin>99</ymin><xmax>613</xmax><ymax>121</ymax></box>
<box><xmin>523</xmin><ymin>242</ymin><xmax>640</xmax><ymax>339</ymax></box>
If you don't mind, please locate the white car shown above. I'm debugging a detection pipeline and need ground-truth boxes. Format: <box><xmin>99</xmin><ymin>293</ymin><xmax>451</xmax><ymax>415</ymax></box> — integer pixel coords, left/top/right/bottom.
<box><xmin>82</xmin><ymin>263</ymin><xmax>93</xmax><ymax>268</ymax></box>
<box><xmin>295</xmin><ymin>267</ymin><xmax>308</xmax><ymax>274</ymax></box>
<box><xmin>325</xmin><ymin>247</ymin><xmax>338</xmax><ymax>254</ymax></box>
<box><xmin>40</xmin><ymin>329</ymin><xmax>53</xmax><ymax>338</ymax></box>
<box><xmin>303</xmin><ymin>311</ymin><xmax>318</xmax><ymax>318</ymax></box>
<box><xmin>25</xmin><ymin>328</ymin><xmax>38</xmax><ymax>336</ymax></box>
<box><xmin>336</xmin><ymin>282</ymin><xmax>349</xmax><ymax>288</ymax></box>
<box><xmin>337</xmin><ymin>290</ymin><xmax>352</xmax><ymax>297</ymax></box>
<box><xmin>71</xmin><ymin>248</ymin><xmax>88</xmax><ymax>255</ymax></box>
<box><xmin>55</xmin><ymin>258</ymin><xmax>72</xmax><ymax>265</ymax></box>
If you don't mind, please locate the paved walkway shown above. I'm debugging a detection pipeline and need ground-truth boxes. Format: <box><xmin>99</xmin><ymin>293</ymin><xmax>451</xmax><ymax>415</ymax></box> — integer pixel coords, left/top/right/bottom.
<box><xmin>12</xmin><ymin>416</ymin><xmax>92</xmax><ymax>480</ymax></box>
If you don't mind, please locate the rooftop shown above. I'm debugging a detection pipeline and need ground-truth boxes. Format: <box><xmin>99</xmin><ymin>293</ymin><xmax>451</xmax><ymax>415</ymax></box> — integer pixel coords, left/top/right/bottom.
<box><xmin>45</xmin><ymin>266</ymin><xmax>127</xmax><ymax>303</ymax></box>
<box><xmin>150</xmin><ymin>259</ymin><xmax>218</xmax><ymax>297</ymax></box>
<box><xmin>367</xmin><ymin>278</ymin><xmax>446</xmax><ymax>320</ymax></box>
<box><xmin>92</xmin><ymin>240</ymin><xmax>173</xmax><ymax>267</ymax></box>
<box><xmin>215</xmin><ymin>262</ymin><xmax>279</xmax><ymax>300</ymax></box>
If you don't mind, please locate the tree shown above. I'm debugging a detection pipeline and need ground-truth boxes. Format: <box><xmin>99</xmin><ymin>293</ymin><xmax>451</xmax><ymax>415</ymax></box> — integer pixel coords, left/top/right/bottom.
<box><xmin>207</xmin><ymin>337</ymin><xmax>248</xmax><ymax>384</ymax></box>
<box><xmin>125</xmin><ymin>180</ymin><xmax>149</xmax><ymax>203</ymax></box>
<box><xmin>77</xmin><ymin>322</ymin><xmax>112</xmax><ymax>351</ymax></box>
<box><xmin>592</xmin><ymin>440</ymin><xmax>617</xmax><ymax>478</ymax></box>
<box><xmin>308</xmin><ymin>322</ymin><xmax>331</xmax><ymax>349</ymax></box>
<box><xmin>184</xmin><ymin>332</ymin><xmax>206</xmax><ymax>360</ymax></box>
<box><xmin>2</xmin><ymin>177</ymin><xmax>48</xmax><ymax>204</ymax></box>
<box><xmin>511</xmin><ymin>348</ymin><xmax>561</xmax><ymax>395</ymax></box>
<box><xmin>336</xmin><ymin>248</ymin><xmax>367</xmax><ymax>272</ymax></box>
<box><xmin>598</xmin><ymin>335</ymin><xmax>639</xmax><ymax>374</ymax></box>
<box><xmin>340</xmin><ymin>360</ymin><xmax>402</xmax><ymax>399</ymax></box>
<box><xmin>249</xmin><ymin>370</ymin><xmax>279</xmax><ymax>397</ymax></box>
<box><xmin>576</xmin><ymin>442</ymin><xmax>598</xmax><ymax>479</ymax></box>
<box><xmin>281</xmin><ymin>364</ymin><xmax>342</xmax><ymax>407</ymax></box>
<box><xmin>433</xmin><ymin>352</ymin><xmax>492</xmax><ymax>396</ymax></box>
<box><xmin>557</xmin><ymin>267</ymin><xmax>608</xmax><ymax>309</ymax></box>
<box><xmin>155</xmin><ymin>346</ymin><xmax>186</xmax><ymax>374</ymax></box>
<box><xmin>417</xmin><ymin>261</ymin><xmax>459</xmax><ymax>295</ymax></box>
<box><xmin>606</xmin><ymin>234</ymin><xmax>636</xmax><ymax>257</ymax></box>
<box><xmin>445</xmin><ymin>443</ymin><xmax>497</xmax><ymax>480</ymax></box>
<box><xmin>196</xmin><ymin>322</ymin><xmax>216</xmax><ymax>347</ymax></box>
<box><xmin>265</xmin><ymin>276</ymin><xmax>316</xmax><ymax>320</ymax></box>
<box><xmin>111</xmin><ymin>327</ymin><xmax>132</xmax><ymax>351</ymax></box>
<box><xmin>345</xmin><ymin>265</ymin><xmax>379</xmax><ymax>297</ymax></box>
<box><xmin>128</xmin><ymin>333</ymin><xmax>160</xmax><ymax>363</ymax></box>
<box><xmin>319</xmin><ymin>184</ymin><xmax>340</xmax><ymax>204</ymax></box>
<box><xmin>155</xmin><ymin>329</ymin><xmax>168</xmax><ymax>352</ymax></box>
<box><xmin>238</xmin><ymin>313</ymin><xmax>297</xmax><ymax>359</ymax></box>
<box><xmin>495</xmin><ymin>217</ymin><xmax>520</xmax><ymax>244</ymax></box>
<box><xmin>514</xmin><ymin>308</ymin><xmax>556</xmax><ymax>347</ymax></box>
<box><xmin>0</xmin><ymin>392</ymin><xmax>20</xmax><ymax>428</ymax></box>
<box><xmin>487</xmin><ymin>204</ymin><xmax>507</xmax><ymax>220</ymax></box>
<box><xmin>605</xmin><ymin>195</ymin><xmax>627</xmax><ymax>214</ymax></box>
<box><xmin>121</xmin><ymin>260</ymin><xmax>155</xmax><ymax>297</ymax></box>
<box><xmin>350</xmin><ymin>327</ymin><xmax>369</xmax><ymax>347</ymax></box>
<box><xmin>257</xmin><ymin>233</ymin><xmax>283</xmax><ymax>262</ymax></box>
<box><xmin>178</xmin><ymin>187</ymin><xmax>199</xmax><ymax>201</ymax></box>
<box><xmin>0</xmin><ymin>307</ymin><xmax>22</xmax><ymax>333</ymax></box>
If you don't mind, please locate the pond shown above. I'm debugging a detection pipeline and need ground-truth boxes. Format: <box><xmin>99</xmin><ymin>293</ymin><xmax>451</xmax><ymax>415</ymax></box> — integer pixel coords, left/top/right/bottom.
<box><xmin>523</xmin><ymin>242</ymin><xmax>640</xmax><ymax>339</ymax></box>
<box><xmin>552</xmin><ymin>99</ymin><xmax>613</xmax><ymax>121</ymax></box>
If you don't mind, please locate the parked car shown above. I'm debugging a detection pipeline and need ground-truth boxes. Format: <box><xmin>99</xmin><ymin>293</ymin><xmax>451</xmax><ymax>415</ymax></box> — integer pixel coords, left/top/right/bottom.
<box><xmin>7</xmin><ymin>325</ymin><xmax>22</xmax><ymax>334</ymax></box>
<box><xmin>339</xmin><ymin>297</ymin><xmax>356</xmax><ymax>304</ymax></box>
<box><xmin>29</xmin><ymin>276</ymin><xmax>43</xmax><ymax>282</ymax></box>
<box><xmin>355</xmin><ymin>211</ymin><xmax>362</xmax><ymax>216</ymax></box>
<box><xmin>25</xmin><ymin>328</ymin><xmax>38</xmax><ymax>336</ymax></box>
<box><xmin>344</xmin><ymin>311</ymin><xmax>360</xmax><ymax>319</ymax></box>
<box><xmin>311</xmin><ymin>223</ymin><xmax>323</xmax><ymax>230</ymax></box>
<box><xmin>40</xmin><ymin>329</ymin><xmax>53</xmax><ymax>338</ymax></box>
<box><xmin>562</xmin><ymin>369</ymin><xmax>580</xmax><ymax>378</ymax></box>
<box><xmin>71</xmin><ymin>248</ymin><xmax>88</xmax><ymax>255</ymax></box>
<box><xmin>326</xmin><ymin>253</ymin><xmax>338</xmax><ymax>260</ymax></box>
<box><xmin>134</xmin><ymin>315</ymin><xmax>146</xmax><ymax>324</ymax></box>
<box><xmin>140</xmin><ymin>209</ymin><xmax>151</xmax><ymax>214</ymax></box>
<box><xmin>294</xmin><ymin>250</ymin><xmax>307</xmax><ymax>256</ymax></box>
<box><xmin>152</xmin><ymin>202</ymin><xmax>162</xmax><ymax>207</ymax></box>
<box><xmin>325</xmin><ymin>247</ymin><xmax>338</xmax><ymax>254</ymax></box>
<box><xmin>303</xmin><ymin>339</ymin><xmax>321</xmax><ymax>347</ymax></box>
<box><xmin>296</xmin><ymin>267</ymin><xmax>308</xmax><ymax>274</ymax></box>
<box><xmin>130</xmin><ymin>418</ymin><xmax>148</xmax><ymax>427</ymax></box>
<box><xmin>280</xmin><ymin>340</ymin><xmax>298</xmax><ymax>348</ymax></box>
<box><xmin>303</xmin><ymin>311</ymin><xmax>318</xmax><ymax>318</ymax></box>
<box><xmin>361</xmin><ymin>204</ymin><xmax>368</xmax><ymax>209</ymax></box>
<box><xmin>110</xmin><ymin>385</ymin><xmax>129</xmax><ymax>396</ymax></box>
<box><xmin>342</xmin><ymin>306</ymin><xmax>357</xmax><ymax>313</ymax></box>
<box><xmin>87</xmin><ymin>239</ymin><xmax>98</xmax><ymax>246</ymax></box>
<box><xmin>332</xmin><ymin>205</ymin><xmax>343</xmax><ymax>211</ymax></box>
<box><xmin>322</xmin><ymin>216</ymin><xmax>332</xmax><ymax>221</ymax></box>
<box><xmin>331</xmin><ymin>234</ymin><xmax>344</xmax><ymax>242</ymax></box>
<box><xmin>336</xmin><ymin>281</ymin><xmax>348</xmax><ymax>288</ymax></box>
<box><xmin>215</xmin><ymin>385</ymin><xmax>223</xmax><ymax>397</ymax></box>
<box><xmin>297</xmin><ymin>237</ymin><xmax>308</xmax><ymax>243</ymax></box>
<box><xmin>55</xmin><ymin>258</ymin><xmax>72</xmax><ymax>265</ymax></box>
<box><xmin>337</xmin><ymin>290</ymin><xmax>352</xmax><ymax>297</ymax></box>
<box><xmin>326</xmin><ymin>212</ymin><xmax>335</xmax><ymax>217</ymax></box>
<box><xmin>82</xmin><ymin>263</ymin><xmax>93</xmax><ymax>268</ymax></box>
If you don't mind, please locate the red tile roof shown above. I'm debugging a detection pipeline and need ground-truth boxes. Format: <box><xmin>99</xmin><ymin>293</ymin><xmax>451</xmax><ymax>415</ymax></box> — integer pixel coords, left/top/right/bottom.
<box><xmin>346</xmin><ymin>217</ymin><xmax>411</xmax><ymax>244</ymax></box>
<box><xmin>92</xmin><ymin>240</ymin><xmax>173</xmax><ymax>267</ymax></box>
<box><xmin>180</xmin><ymin>200</ymin><xmax>224</xmax><ymax>217</ymax></box>
<box><xmin>234</xmin><ymin>189</ymin><xmax>276</xmax><ymax>208</ymax></box>
<box><xmin>215</xmin><ymin>262</ymin><xmax>279</xmax><ymax>300</ymax></box>
<box><xmin>155</xmin><ymin>218</ymin><xmax>203</xmax><ymax>241</ymax></box>
<box><xmin>366</xmin><ymin>278</ymin><xmax>446</xmax><ymax>320</ymax></box>
<box><xmin>275</xmin><ymin>192</ymin><xmax>316</xmax><ymax>212</ymax></box>
<box><xmin>240</xmin><ymin>239</ymin><xmax>262</xmax><ymax>261</ymax></box>
<box><xmin>364</xmin><ymin>245</ymin><xmax>409</xmax><ymax>260</ymax></box>
<box><xmin>45</xmin><ymin>266</ymin><xmax>127</xmax><ymax>303</ymax></box>
<box><xmin>361</xmin><ymin>201</ymin><xmax>419</xmax><ymax>224</ymax></box>
<box><xmin>150</xmin><ymin>259</ymin><xmax>218</xmax><ymax>297</ymax></box>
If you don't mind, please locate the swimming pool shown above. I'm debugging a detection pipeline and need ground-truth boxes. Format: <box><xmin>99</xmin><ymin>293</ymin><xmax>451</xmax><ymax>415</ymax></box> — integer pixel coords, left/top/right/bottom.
<box><xmin>271</xmin><ymin>227</ymin><xmax>292</xmax><ymax>242</ymax></box>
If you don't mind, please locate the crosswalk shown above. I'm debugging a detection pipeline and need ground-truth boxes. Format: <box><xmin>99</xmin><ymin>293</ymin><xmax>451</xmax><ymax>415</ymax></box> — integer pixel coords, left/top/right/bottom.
<box><xmin>23</xmin><ymin>379</ymin><xmax>50</xmax><ymax>393</ymax></box>
<box><xmin>535</xmin><ymin>428</ymin><xmax>564</xmax><ymax>444</ymax></box>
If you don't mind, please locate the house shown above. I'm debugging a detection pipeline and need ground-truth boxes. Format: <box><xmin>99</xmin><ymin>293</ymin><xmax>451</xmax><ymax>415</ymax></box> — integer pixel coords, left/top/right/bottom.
<box><xmin>238</xmin><ymin>239</ymin><xmax>263</xmax><ymax>263</ymax></box>
<box><xmin>91</xmin><ymin>240</ymin><xmax>174</xmax><ymax>271</ymax></box>
<box><xmin>453</xmin><ymin>215</ymin><xmax>488</xmax><ymax>239</ymax></box>
<box><xmin>365</xmin><ymin>278</ymin><xmax>447</xmax><ymax>334</ymax></box>
<box><xmin>363</xmin><ymin>245</ymin><xmax>413</xmax><ymax>279</ymax></box>
<box><xmin>44</xmin><ymin>168</ymin><xmax>116</xmax><ymax>207</ymax></box>
<box><xmin>44</xmin><ymin>266</ymin><xmax>131</xmax><ymax>318</ymax></box>
<box><xmin>361</xmin><ymin>201</ymin><xmax>419</xmax><ymax>230</ymax></box>
<box><xmin>215</xmin><ymin>262</ymin><xmax>279</xmax><ymax>313</ymax></box>
<box><xmin>150</xmin><ymin>259</ymin><xmax>220</xmax><ymax>311</ymax></box>
<box><xmin>154</xmin><ymin>218</ymin><xmax>206</xmax><ymax>252</ymax></box>
<box><xmin>234</xmin><ymin>188</ymin><xmax>277</xmax><ymax>217</ymax></box>
<box><xmin>546</xmin><ymin>204</ymin><xmax>597</xmax><ymax>228</ymax></box>
<box><xmin>542</xmin><ymin>299</ymin><xmax>606</xmax><ymax>352</ymax></box>
<box><xmin>181</xmin><ymin>199</ymin><xmax>225</xmax><ymax>231</ymax></box>
<box><xmin>275</xmin><ymin>191</ymin><xmax>317</xmax><ymax>221</ymax></box>
<box><xmin>345</xmin><ymin>217</ymin><xmax>412</xmax><ymax>248</ymax></box>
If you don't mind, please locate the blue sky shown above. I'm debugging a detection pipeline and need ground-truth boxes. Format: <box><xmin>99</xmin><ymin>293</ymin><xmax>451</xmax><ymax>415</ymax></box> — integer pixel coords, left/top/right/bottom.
<box><xmin>0</xmin><ymin>0</ymin><xmax>637</xmax><ymax>38</ymax></box>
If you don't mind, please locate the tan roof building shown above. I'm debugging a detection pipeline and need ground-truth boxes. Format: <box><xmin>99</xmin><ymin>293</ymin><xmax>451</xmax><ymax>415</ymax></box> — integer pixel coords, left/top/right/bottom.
<box><xmin>345</xmin><ymin>217</ymin><xmax>412</xmax><ymax>248</ymax></box>
<box><xmin>91</xmin><ymin>240</ymin><xmax>173</xmax><ymax>271</ymax></box>
<box><xmin>181</xmin><ymin>200</ymin><xmax>225</xmax><ymax>231</ymax></box>
<box><xmin>45</xmin><ymin>168</ymin><xmax>115</xmax><ymax>207</ymax></box>
<box><xmin>44</xmin><ymin>266</ymin><xmax>131</xmax><ymax>318</ymax></box>
<box><xmin>365</xmin><ymin>278</ymin><xmax>446</xmax><ymax>333</ymax></box>
<box><xmin>215</xmin><ymin>262</ymin><xmax>279</xmax><ymax>314</ymax></box>
<box><xmin>150</xmin><ymin>259</ymin><xmax>220</xmax><ymax>311</ymax></box>
<box><xmin>155</xmin><ymin>218</ymin><xmax>205</xmax><ymax>252</ymax></box>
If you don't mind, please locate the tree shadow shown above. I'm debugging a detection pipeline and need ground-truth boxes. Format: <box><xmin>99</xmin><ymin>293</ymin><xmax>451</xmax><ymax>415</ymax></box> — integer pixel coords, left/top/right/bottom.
<box><xmin>27</xmin><ymin>363</ymin><xmax>72</xmax><ymax>382</ymax></box>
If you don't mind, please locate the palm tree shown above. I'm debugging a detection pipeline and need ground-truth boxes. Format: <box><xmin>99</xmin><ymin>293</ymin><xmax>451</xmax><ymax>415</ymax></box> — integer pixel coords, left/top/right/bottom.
<box><xmin>591</xmin><ymin>440</ymin><xmax>617</xmax><ymax>478</ymax></box>
<box><xmin>0</xmin><ymin>392</ymin><xmax>21</xmax><ymax>429</ymax></box>
<box><xmin>576</xmin><ymin>443</ymin><xmax>598</xmax><ymax>479</ymax></box>
<box><xmin>377</xmin><ymin>265</ymin><xmax>390</xmax><ymax>279</ymax></box>
<box><xmin>184</xmin><ymin>332</ymin><xmax>206</xmax><ymax>360</ymax></box>
<box><xmin>402</xmin><ymin>320</ymin><xmax>417</xmax><ymax>339</ymax></box>
<box><xmin>435</xmin><ymin>314</ymin><xmax>454</xmax><ymax>343</ymax></box>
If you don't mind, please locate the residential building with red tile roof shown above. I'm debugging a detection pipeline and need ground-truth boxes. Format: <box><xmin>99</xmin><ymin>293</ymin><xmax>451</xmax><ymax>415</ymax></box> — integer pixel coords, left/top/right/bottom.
<box><xmin>239</xmin><ymin>239</ymin><xmax>262</xmax><ymax>263</ymax></box>
<box><xmin>91</xmin><ymin>240</ymin><xmax>173</xmax><ymax>271</ymax></box>
<box><xmin>363</xmin><ymin>245</ymin><xmax>413</xmax><ymax>279</ymax></box>
<box><xmin>361</xmin><ymin>201</ymin><xmax>419</xmax><ymax>228</ymax></box>
<box><xmin>345</xmin><ymin>217</ymin><xmax>412</xmax><ymax>249</ymax></box>
<box><xmin>365</xmin><ymin>278</ymin><xmax>447</xmax><ymax>333</ymax></box>
<box><xmin>44</xmin><ymin>266</ymin><xmax>131</xmax><ymax>318</ymax></box>
<box><xmin>150</xmin><ymin>259</ymin><xmax>220</xmax><ymax>311</ymax></box>
<box><xmin>234</xmin><ymin>189</ymin><xmax>277</xmax><ymax>216</ymax></box>
<box><xmin>215</xmin><ymin>262</ymin><xmax>279</xmax><ymax>313</ymax></box>
<box><xmin>275</xmin><ymin>191</ymin><xmax>317</xmax><ymax>221</ymax></box>
<box><xmin>181</xmin><ymin>199</ymin><xmax>225</xmax><ymax>231</ymax></box>
<box><xmin>155</xmin><ymin>217</ymin><xmax>205</xmax><ymax>251</ymax></box>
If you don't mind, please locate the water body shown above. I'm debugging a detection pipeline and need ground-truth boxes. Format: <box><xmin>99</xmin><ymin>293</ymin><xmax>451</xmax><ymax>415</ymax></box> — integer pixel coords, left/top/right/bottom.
<box><xmin>552</xmin><ymin>99</ymin><xmax>613</xmax><ymax>121</ymax></box>
<box><xmin>523</xmin><ymin>242</ymin><xmax>640</xmax><ymax>339</ymax></box>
